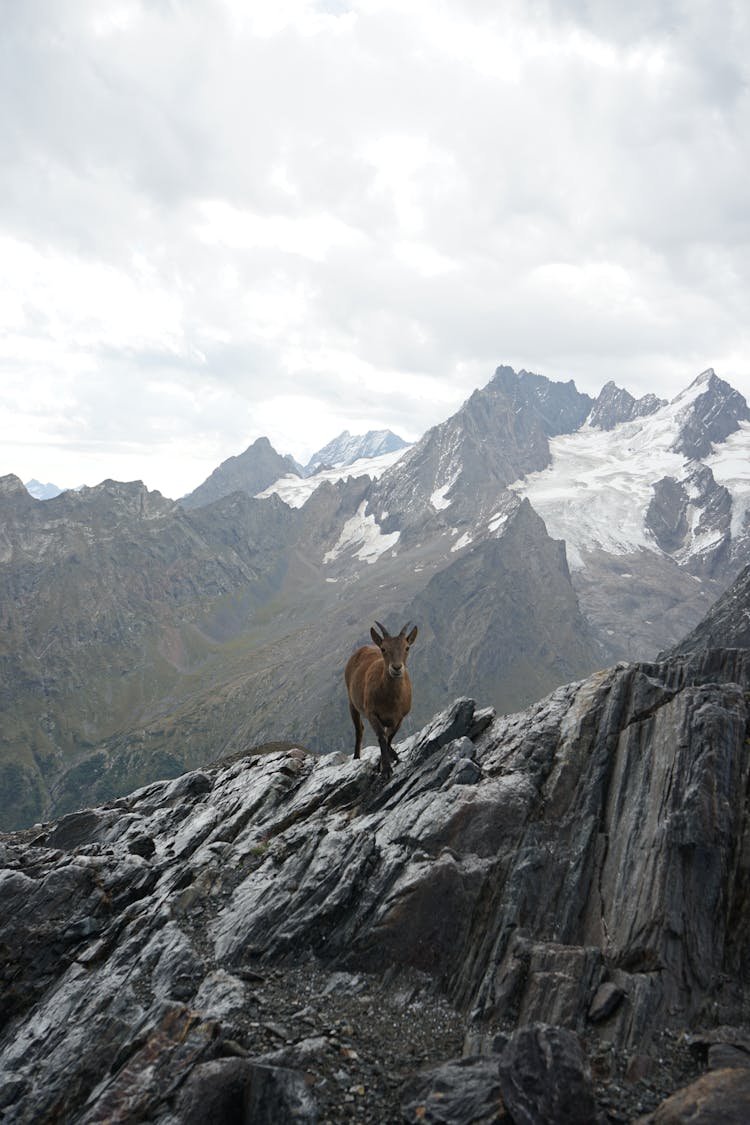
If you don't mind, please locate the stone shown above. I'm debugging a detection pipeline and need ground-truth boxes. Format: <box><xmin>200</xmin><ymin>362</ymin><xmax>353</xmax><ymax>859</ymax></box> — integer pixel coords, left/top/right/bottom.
<box><xmin>588</xmin><ymin>981</ymin><xmax>625</xmax><ymax>1024</ymax></box>
<box><xmin>708</xmin><ymin>1044</ymin><xmax>750</xmax><ymax>1070</ymax></box>
<box><xmin>626</xmin><ymin>1054</ymin><xmax>657</xmax><ymax>1082</ymax></box>
<box><xmin>635</xmin><ymin>1066</ymin><xmax>750</xmax><ymax>1123</ymax></box>
<box><xmin>498</xmin><ymin>1024</ymin><xmax>597</xmax><ymax>1125</ymax></box>
<box><xmin>401</xmin><ymin>1056</ymin><xmax>510</xmax><ymax>1124</ymax></box>
<box><xmin>175</xmin><ymin>1059</ymin><xmax>318</xmax><ymax>1125</ymax></box>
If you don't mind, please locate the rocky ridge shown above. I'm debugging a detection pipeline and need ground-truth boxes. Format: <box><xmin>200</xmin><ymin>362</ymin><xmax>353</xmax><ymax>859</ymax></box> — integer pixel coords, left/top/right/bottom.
<box><xmin>3</xmin><ymin>632</ymin><xmax>750</xmax><ymax>1122</ymax></box>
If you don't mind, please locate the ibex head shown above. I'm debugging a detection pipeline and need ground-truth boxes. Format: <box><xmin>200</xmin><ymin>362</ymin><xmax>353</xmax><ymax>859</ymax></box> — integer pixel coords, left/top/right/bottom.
<box><xmin>370</xmin><ymin>621</ymin><xmax>418</xmax><ymax>680</ymax></box>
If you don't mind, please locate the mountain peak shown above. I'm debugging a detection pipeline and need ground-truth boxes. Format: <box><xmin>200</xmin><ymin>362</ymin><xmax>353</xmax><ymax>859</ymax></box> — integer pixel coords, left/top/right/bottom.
<box><xmin>304</xmin><ymin>429</ymin><xmax>409</xmax><ymax>476</ymax></box>
<box><xmin>0</xmin><ymin>473</ymin><xmax>34</xmax><ymax>503</ymax></box>
<box><xmin>588</xmin><ymin>381</ymin><xmax>666</xmax><ymax>431</ymax></box>
<box><xmin>25</xmin><ymin>479</ymin><xmax>64</xmax><ymax>500</ymax></box>
<box><xmin>672</xmin><ymin>368</ymin><xmax>750</xmax><ymax>459</ymax></box>
<box><xmin>180</xmin><ymin>436</ymin><xmax>301</xmax><ymax>509</ymax></box>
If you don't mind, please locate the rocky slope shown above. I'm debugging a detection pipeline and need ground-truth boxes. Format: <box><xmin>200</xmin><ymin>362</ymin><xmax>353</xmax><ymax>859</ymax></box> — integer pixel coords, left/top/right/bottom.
<box><xmin>3</xmin><ymin>630</ymin><xmax>750</xmax><ymax>1122</ymax></box>
<box><xmin>665</xmin><ymin>562</ymin><xmax>750</xmax><ymax>657</ymax></box>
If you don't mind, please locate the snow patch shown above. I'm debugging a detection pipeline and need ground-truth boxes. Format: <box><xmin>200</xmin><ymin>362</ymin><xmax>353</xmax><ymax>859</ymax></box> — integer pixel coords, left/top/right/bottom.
<box><xmin>451</xmin><ymin>532</ymin><xmax>473</xmax><ymax>552</ymax></box>
<box><xmin>323</xmin><ymin>501</ymin><xmax>400</xmax><ymax>565</ymax></box>
<box><xmin>488</xmin><ymin>511</ymin><xmax>510</xmax><ymax>535</ymax></box>
<box><xmin>257</xmin><ymin>447</ymin><xmax>408</xmax><ymax>509</ymax></box>
<box><xmin>706</xmin><ymin>420</ymin><xmax>750</xmax><ymax>538</ymax></box>
<box><xmin>511</xmin><ymin>396</ymin><xmax>703</xmax><ymax>567</ymax></box>
<box><xmin>430</xmin><ymin>481</ymin><xmax>454</xmax><ymax>510</ymax></box>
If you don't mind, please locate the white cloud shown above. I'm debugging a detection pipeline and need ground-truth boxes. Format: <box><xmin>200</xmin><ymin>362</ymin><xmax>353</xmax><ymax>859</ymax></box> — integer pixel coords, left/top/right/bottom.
<box><xmin>1</xmin><ymin>0</ymin><xmax>749</xmax><ymax>496</ymax></box>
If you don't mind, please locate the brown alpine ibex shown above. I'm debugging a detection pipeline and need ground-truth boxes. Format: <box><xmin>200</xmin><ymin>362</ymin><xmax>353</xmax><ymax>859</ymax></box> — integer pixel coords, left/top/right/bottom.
<box><xmin>345</xmin><ymin>621</ymin><xmax>418</xmax><ymax>780</ymax></box>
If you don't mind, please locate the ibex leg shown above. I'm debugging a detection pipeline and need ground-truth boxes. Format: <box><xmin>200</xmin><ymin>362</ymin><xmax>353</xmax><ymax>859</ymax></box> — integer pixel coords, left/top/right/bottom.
<box><xmin>370</xmin><ymin>715</ymin><xmax>394</xmax><ymax>780</ymax></box>
<box><xmin>349</xmin><ymin>702</ymin><xmax>364</xmax><ymax>760</ymax></box>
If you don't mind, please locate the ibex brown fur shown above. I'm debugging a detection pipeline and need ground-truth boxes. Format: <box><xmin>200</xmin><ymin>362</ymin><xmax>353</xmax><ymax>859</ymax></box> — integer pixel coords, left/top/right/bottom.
<box><xmin>345</xmin><ymin>621</ymin><xmax>418</xmax><ymax>780</ymax></box>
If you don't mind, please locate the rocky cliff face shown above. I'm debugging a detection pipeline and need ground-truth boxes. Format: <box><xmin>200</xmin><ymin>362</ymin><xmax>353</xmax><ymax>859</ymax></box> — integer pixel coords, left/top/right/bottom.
<box><xmin>2</xmin><ymin>641</ymin><xmax>749</xmax><ymax>1122</ymax></box>
<box><xmin>671</xmin><ymin>370</ymin><xmax>750</xmax><ymax>460</ymax></box>
<box><xmin>369</xmin><ymin>366</ymin><xmax>593</xmax><ymax>543</ymax></box>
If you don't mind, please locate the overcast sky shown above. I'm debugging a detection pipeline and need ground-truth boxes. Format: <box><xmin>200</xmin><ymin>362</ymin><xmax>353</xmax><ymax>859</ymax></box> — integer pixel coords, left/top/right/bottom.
<box><xmin>2</xmin><ymin>0</ymin><xmax>749</xmax><ymax>498</ymax></box>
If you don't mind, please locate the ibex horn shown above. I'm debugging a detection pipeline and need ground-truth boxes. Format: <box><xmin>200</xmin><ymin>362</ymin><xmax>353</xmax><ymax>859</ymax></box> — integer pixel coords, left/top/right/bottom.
<box><xmin>374</xmin><ymin>620</ymin><xmax>389</xmax><ymax>637</ymax></box>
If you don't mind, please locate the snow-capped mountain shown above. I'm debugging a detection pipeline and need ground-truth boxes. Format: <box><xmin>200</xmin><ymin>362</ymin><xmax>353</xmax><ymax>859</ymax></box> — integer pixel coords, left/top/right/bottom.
<box><xmin>180</xmin><ymin>430</ymin><xmax>410</xmax><ymax>509</ymax></box>
<box><xmin>253</xmin><ymin>365</ymin><xmax>750</xmax><ymax>664</ymax></box>
<box><xmin>303</xmin><ymin>429</ymin><xmax>409</xmax><ymax>476</ymax></box>
<box><xmin>514</xmin><ymin>369</ymin><xmax>750</xmax><ymax>572</ymax></box>
<box><xmin>24</xmin><ymin>479</ymin><xmax>64</xmax><ymax>500</ymax></box>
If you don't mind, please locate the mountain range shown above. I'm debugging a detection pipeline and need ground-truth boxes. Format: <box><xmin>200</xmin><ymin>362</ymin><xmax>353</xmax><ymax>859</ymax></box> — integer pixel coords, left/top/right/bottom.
<box><xmin>2</xmin><ymin>364</ymin><xmax>749</xmax><ymax>831</ymax></box>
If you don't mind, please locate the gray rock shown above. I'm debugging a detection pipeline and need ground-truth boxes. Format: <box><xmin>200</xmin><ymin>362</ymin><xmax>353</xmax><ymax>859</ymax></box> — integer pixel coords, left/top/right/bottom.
<box><xmin>402</xmin><ymin>1024</ymin><xmax>596</xmax><ymax>1125</ymax></box>
<box><xmin>587</xmin><ymin>380</ymin><xmax>665</xmax><ymax>430</ymax></box>
<box><xmin>151</xmin><ymin>922</ymin><xmax>205</xmax><ymax>1002</ymax></box>
<box><xmin>401</xmin><ymin>1055</ymin><xmax>508</xmax><ymax>1124</ymax></box>
<box><xmin>193</xmin><ymin>970</ymin><xmax>247</xmax><ymax>1019</ymax></box>
<box><xmin>588</xmin><ymin>981</ymin><xmax>624</xmax><ymax>1024</ymax></box>
<box><xmin>498</xmin><ymin>1024</ymin><xmax>597</xmax><ymax>1125</ymax></box>
<box><xmin>175</xmin><ymin>1058</ymin><xmax>318</xmax><ymax>1124</ymax></box>
<box><xmin>635</xmin><ymin>1066</ymin><xmax>750</xmax><ymax>1123</ymax></box>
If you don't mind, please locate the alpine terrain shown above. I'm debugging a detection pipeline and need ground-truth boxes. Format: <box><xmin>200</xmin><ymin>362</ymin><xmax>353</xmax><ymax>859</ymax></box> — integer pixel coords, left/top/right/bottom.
<box><xmin>1</xmin><ymin>365</ymin><xmax>749</xmax><ymax>831</ymax></box>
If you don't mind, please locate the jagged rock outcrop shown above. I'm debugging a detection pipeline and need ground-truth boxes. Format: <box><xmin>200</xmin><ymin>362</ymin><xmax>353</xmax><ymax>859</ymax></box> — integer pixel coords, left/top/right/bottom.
<box><xmin>3</xmin><ymin>644</ymin><xmax>750</xmax><ymax>1121</ymax></box>
<box><xmin>588</xmin><ymin>381</ymin><xmax>665</xmax><ymax>430</ymax></box>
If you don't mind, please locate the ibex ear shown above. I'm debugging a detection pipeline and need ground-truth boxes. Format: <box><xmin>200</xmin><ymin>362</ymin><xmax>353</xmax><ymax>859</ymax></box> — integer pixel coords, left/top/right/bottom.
<box><xmin>406</xmin><ymin>625</ymin><xmax>418</xmax><ymax>645</ymax></box>
<box><xmin>370</xmin><ymin>626</ymin><xmax>384</xmax><ymax>647</ymax></box>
